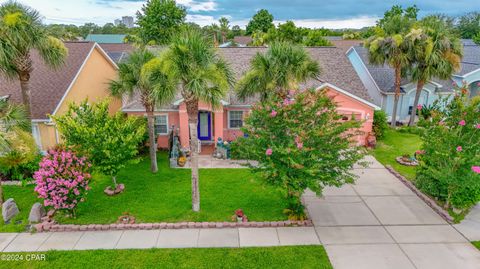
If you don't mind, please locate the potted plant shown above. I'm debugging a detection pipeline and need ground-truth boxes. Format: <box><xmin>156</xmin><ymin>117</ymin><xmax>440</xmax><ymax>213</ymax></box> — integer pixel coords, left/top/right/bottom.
<box><xmin>231</xmin><ymin>209</ymin><xmax>248</xmax><ymax>223</ymax></box>
<box><xmin>178</xmin><ymin>156</ymin><xmax>187</xmax><ymax>167</ymax></box>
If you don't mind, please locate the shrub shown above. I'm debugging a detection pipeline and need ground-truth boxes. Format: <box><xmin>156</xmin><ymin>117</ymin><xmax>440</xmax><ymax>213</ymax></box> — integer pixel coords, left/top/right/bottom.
<box><xmin>416</xmin><ymin>87</ymin><xmax>480</xmax><ymax>211</ymax></box>
<box><xmin>234</xmin><ymin>89</ymin><xmax>365</xmax><ymax>219</ymax></box>
<box><xmin>373</xmin><ymin>110</ymin><xmax>389</xmax><ymax>139</ymax></box>
<box><xmin>34</xmin><ymin>148</ymin><xmax>92</xmax><ymax>217</ymax></box>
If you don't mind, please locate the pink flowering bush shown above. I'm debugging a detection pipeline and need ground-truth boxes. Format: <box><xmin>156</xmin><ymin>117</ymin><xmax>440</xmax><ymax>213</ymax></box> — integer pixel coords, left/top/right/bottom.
<box><xmin>416</xmin><ymin>85</ymin><xmax>480</xmax><ymax>211</ymax></box>
<box><xmin>34</xmin><ymin>148</ymin><xmax>92</xmax><ymax>217</ymax></box>
<box><xmin>233</xmin><ymin>89</ymin><xmax>365</xmax><ymax>219</ymax></box>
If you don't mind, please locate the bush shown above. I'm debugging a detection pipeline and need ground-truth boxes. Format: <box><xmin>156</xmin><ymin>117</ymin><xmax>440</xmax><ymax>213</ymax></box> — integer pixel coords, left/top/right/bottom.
<box><xmin>234</xmin><ymin>89</ymin><xmax>365</xmax><ymax>219</ymax></box>
<box><xmin>416</xmin><ymin>88</ymin><xmax>480</xmax><ymax>211</ymax></box>
<box><xmin>34</xmin><ymin>148</ymin><xmax>92</xmax><ymax>217</ymax></box>
<box><xmin>373</xmin><ymin>110</ymin><xmax>388</xmax><ymax>139</ymax></box>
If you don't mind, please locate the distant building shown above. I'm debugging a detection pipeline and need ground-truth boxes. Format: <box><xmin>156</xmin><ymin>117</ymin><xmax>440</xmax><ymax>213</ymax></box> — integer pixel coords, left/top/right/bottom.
<box><xmin>85</xmin><ymin>34</ymin><xmax>127</xmax><ymax>44</ymax></box>
<box><xmin>114</xmin><ymin>16</ymin><xmax>134</xmax><ymax>28</ymax></box>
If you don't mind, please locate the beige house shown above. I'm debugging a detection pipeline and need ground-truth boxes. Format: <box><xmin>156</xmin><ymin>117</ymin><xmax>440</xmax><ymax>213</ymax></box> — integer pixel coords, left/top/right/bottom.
<box><xmin>0</xmin><ymin>41</ymin><xmax>122</xmax><ymax>151</ymax></box>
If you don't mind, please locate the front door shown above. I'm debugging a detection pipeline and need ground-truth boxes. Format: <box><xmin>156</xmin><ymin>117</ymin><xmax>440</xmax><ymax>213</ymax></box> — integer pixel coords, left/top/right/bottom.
<box><xmin>197</xmin><ymin>111</ymin><xmax>211</xmax><ymax>141</ymax></box>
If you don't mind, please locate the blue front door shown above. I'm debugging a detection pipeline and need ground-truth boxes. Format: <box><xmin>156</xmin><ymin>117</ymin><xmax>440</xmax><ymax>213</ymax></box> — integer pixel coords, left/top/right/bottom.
<box><xmin>197</xmin><ymin>111</ymin><xmax>211</xmax><ymax>140</ymax></box>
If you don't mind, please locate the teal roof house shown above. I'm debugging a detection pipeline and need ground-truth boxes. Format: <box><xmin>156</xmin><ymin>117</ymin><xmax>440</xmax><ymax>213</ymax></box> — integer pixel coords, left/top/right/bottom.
<box><xmin>85</xmin><ymin>34</ymin><xmax>127</xmax><ymax>44</ymax></box>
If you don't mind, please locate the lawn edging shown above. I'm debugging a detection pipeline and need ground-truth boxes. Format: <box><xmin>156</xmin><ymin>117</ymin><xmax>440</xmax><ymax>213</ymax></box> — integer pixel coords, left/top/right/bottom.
<box><xmin>34</xmin><ymin>219</ymin><xmax>313</xmax><ymax>232</ymax></box>
<box><xmin>385</xmin><ymin>165</ymin><xmax>454</xmax><ymax>223</ymax></box>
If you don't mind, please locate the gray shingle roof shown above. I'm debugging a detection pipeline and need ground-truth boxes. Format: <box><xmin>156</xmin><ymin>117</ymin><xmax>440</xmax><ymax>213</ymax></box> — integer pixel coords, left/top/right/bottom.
<box><xmin>458</xmin><ymin>39</ymin><xmax>480</xmax><ymax>76</ymax></box>
<box><xmin>123</xmin><ymin>46</ymin><xmax>373</xmax><ymax>111</ymax></box>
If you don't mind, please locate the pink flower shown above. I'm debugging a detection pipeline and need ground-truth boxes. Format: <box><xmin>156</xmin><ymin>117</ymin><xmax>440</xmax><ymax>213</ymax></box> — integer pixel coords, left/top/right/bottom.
<box><xmin>288</xmin><ymin>90</ymin><xmax>296</xmax><ymax>96</ymax></box>
<box><xmin>459</xmin><ymin>120</ymin><xmax>466</xmax><ymax>126</ymax></box>
<box><xmin>265</xmin><ymin>148</ymin><xmax>273</xmax><ymax>156</ymax></box>
<box><xmin>417</xmin><ymin>104</ymin><xmax>423</xmax><ymax>110</ymax></box>
<box><xmin>415</xmin><ymin>150</ymin><xmax>425</xmax><ymax>155</ymax></box>
<box><xmin>270</xmin><ymin>110</ymin><xmax>277</xmax><ymax>117</ymax></box>
<box><xmin>476</xmin><ymin>124</ymin><xmax>480</xmax><ymax>129</ymax></box>
<box><xmin>296</xmin><ymin>142</ymin><xmax>303</xmax><ymax>149</ymax></box>
<box><xmin>477</xmin><ymin>82</ymin><xmax>480</xmax><ymax>87</ymax></box>
<box><xmin>456</xmin><ymin>146</ymin><xmax>462</xmax><ymax>152</ymax></box>
<box><xmin>472</xmin><ymin>166</ymin><xmax>480</xmax><ymax>174</ymax></box>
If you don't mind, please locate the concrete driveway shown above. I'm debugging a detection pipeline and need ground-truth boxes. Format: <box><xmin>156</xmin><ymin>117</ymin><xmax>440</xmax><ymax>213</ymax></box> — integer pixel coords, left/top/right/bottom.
<box><xmin>305</xmin><ymin>155</ymin><xmax>480</xmax><ymax>269</ymax></box>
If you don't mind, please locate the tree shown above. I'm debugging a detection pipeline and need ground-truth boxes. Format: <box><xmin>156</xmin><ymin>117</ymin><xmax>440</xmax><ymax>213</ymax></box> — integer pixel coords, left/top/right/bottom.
<box><xmin>457</xmin><ymin>12</ymin><xmax>480</xmax><ymax>39</ymax></box>
<box><xmin>365</xmin><ymin>5</ymin><xmax>417</xmax><ymax>127</ymax></box>
<box><xmin>231</xmin><ymin>25</ymin><xmax>243</xmax><ymax>38</ymax></box>
<box><xmin>151</xmin><ymin>28</ymin><xmax>234</xmax><ymax>211</ymax></box>
<box><xmin>53</xmin><ymin>100</ymin><xmax>146</xmax><ymax>189</ymax></box>
<box><xmin>0</xmin><ymin>99</ymin><xmax>32</xmax><ymax>205</ymax></box>
<box><xmin>246</xmin><ymin>9</ymin><xmax>274</xmax><ymax>34</ymax></box>
<box><xmin>0</xmin><ymin>1</ymin><xmax>67</xmax><ymax>120</ymax></box>
<box><xmin>268</xmin><ymin>21</ymin><xmax>303</xmax><ymax>44</ymax></box>
<box><xmin>218</xmin><ymin>17</ymin><xmax>230</xmax><ymax>43</ymax></box>
<box><xmin>109</xmin><ymin>49</ymin><xmax>176</xmax><ymax>173</ymax></box>
<box><xmin>304</xmin><ymin>29</ymin><xmax>332</xmax><ymax>46</ymax></box>
<box><xmin>406</xmin><ymin>16</ymin><xmax>462</xmax><ymax>126</ymax></box>
<box><xmin>236</xmin><ymin>42</ymin><xmax>320</xmax><ymax>101</ymax></box>
<box><xmin>233</xmin><ymin>89</ymin><xmax>365</xmax><ymax>219</ymax></box>
<box><xmin>136</xmin><ymin>0</ymin><xmax>186</xmax><ymax>45</ymax></box>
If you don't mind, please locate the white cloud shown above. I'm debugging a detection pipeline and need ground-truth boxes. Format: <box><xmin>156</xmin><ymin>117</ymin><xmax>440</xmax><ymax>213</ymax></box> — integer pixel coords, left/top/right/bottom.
<box><xmin>177</xmin><ymin>0</ymin><xmax>217</xmax><ymax>12</ymax></box>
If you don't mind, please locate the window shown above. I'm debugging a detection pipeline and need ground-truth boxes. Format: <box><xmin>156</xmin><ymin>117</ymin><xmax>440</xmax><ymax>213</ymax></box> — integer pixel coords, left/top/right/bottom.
<box><xmin>228</xmin><ymin>111</ymin><xmax>243</xmax><ymax>129</ymax></box>
<box><xmin>154</xmin><ymin>115</ymin><xmax>168</xmax><ymax>135</ymax></box>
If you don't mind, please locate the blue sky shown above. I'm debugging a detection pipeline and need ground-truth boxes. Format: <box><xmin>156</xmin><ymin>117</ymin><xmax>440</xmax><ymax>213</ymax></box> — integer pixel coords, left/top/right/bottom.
<box><xmin>3</xmin><ymin>0</ymin><xmax>477</xmax><ymax>29</ymax></box>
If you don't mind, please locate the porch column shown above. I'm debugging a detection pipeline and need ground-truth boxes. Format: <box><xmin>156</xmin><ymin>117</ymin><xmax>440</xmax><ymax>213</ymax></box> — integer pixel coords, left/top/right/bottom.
<box><xmin>178</xmin><ymin>104</ymin><xmax>190</xmax><ymax>148</ymax></box>
<box><xmin>213</xmin><ymin>109</ymin><xmax>224</xmax><ymax>144</ymax></box>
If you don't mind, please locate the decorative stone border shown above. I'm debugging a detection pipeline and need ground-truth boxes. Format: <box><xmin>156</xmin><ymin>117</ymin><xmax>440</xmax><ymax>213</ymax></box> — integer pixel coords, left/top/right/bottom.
<box><xmin>34</xmin><ymin>220</ymin><xmax>313</xmax><ymax>232</ymax></box>
<box><xmin>385</xmin><ymin>165</ymin><xmax>454</xmax><ymax>223</ymax></box>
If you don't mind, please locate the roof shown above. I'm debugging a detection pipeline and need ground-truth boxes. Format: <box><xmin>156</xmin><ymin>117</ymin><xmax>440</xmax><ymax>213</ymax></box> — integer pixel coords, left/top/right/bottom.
<box><xmin>122</xmin><ymin>46</ymin><xmax>373</xmax><ymax>111</ymax></box>
<box><xmin>233</xmin><ymin>36</ymin><xmax>253</xmax><ymax>45</ymax></box>
<box><xmin>85</xmin><ymin>34</ymin><xmax>126</xmax><ymax>44</ymax></box>
<box><xmin>457</xmin><ymin>39</ymin><xmax>480</xmax><ymax>76</ymax></box>
<box><xmin>0</xmin><ymin>42</ymin><xmax>111</xmax><ymax>120</ymax></box>
<box><xmin>98</xmin><ymin>43</ymin><xmax>134</xmax><ymax>63</ymax></box>
<box><xmin>353</xmin><ymin>45</ymin><xmax>454</xmax><ymax>93</ymax></box>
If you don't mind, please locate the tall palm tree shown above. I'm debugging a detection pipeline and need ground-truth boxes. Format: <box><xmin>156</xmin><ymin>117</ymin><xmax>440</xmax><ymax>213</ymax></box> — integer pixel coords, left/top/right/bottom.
<box><xmin>151</xmin><ymin>28</ymin><xmax>234</xmax><ymax>211</ymax></box>
<box><xmin>218</xmin><ymin>17</ymin><xmax>230</xmax><ymax>43</ymax></box>
<box><xmin>236</xmin><ymin>42</ymin><xmax>320</xmax><ymax>101</ymax></box>
<box><xmin>0</xmin><ymin>98</ymin><xmax>29</xmax><ymax>205</ymax></box>
<box><xmin>0</xmin><ymin>1</ymin><xmax>67</xmax><ymax>120</ymax></box>
<box><xmin>110</xmin><ymin>49</ymin><xmax>176</xmax><ymax>173</ymax></box>
<box><xmin>406</xmin><ymin>17</ymin><xmax>462</xmax><ymax>126</ymax></box>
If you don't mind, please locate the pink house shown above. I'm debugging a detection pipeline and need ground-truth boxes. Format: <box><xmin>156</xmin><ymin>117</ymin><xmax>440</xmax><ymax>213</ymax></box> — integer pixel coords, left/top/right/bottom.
<box><xmin>122</xmin><ymin>47</ymin><xmax>380</xmax><ymax>153</ymax></box>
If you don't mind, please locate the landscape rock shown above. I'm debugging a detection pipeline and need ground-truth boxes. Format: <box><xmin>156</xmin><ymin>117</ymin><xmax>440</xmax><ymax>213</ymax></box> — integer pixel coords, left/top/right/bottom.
<box><xmin>2</xmin><ymin>198</ymin><xmax>20</xmax><ymax>223</ymax></box>
<box><xmin>28</xmin><ymin>202</ymin><xmax>46</xmax><ymax>223</ymax></box>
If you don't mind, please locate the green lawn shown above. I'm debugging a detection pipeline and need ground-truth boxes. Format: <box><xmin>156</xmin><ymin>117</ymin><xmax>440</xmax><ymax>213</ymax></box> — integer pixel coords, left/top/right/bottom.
<box><xmin>0</xmin><ymin>246</ymin><xmax>332</xmax><ymax>269</ymax></box>
<box><xmin>0</xmin><ymin>185</ymin><xmax>41</xmax><ymax>232</ymax></box>
<box><xmin>473</xmin><ymin>241</ymin><xmax>480</xmax><ymax>250</ymax></box>
<box><xmin>371</xmin><ymin>128</ymin><xmax>422</xmax><ymax>180</ymax></box>
<box><xmin>1</xmin><ymin>152</ymin><xmax>287</xmax><ymax>231</ymax></box>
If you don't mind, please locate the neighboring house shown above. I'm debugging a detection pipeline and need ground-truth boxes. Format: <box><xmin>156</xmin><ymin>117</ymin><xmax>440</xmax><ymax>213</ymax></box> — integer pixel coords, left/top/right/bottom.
<box><xmin>233</xmin><ymin>36</ymin><xmax>253</xmax><ymax>46</ymax></box>
<box><xmin>347</xmin><ymin>39</ymin><xmax>480</xmax><ymax>123</ymax></box>
<box><xmin>85</xmin><ymin>34</ymin><xmax>127</xmax><ymax>44</ymax></box>
<box><xmin>0</xmin><ymin>42</ymin><xmax>121</xmax><ymax>151</ymax></box>
<box><xmin>122</xmin><ymin>47</ymin><xmax>379</xmax><ymax>153</ymax></box>
<box><xmin>97</xmin><ymin>43</ymin><xmax>134</xmax><ymax>63</ymax></box>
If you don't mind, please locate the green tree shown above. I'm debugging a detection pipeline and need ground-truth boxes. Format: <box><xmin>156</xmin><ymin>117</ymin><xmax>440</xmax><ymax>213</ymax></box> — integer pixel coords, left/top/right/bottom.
<box><xmin>268</xmin><ymin>21</ymin><xmax>303</xmax><ymax>44</ymax></box>
<box><xmin>0</xmin><ymin>1</ymin><xmax>67</xmax><ymax>120</ymax></box>
<box><xmin>406</xmin><ymin>16</ymin><xmax>463</xmax><ymax>126</ymax></box>
<box><xmin>304</xmin><ymin>29</ymin><xmax>332</xmax><ymax>46</ymax></box>
<box><xmin>148</xmin><ymin>28</ymin><xmax>234</xmax><ymax>211</ymax></box>
<box><xmin>236</xmin><ymin>42</ymin><xmax>320</xmax><ymax>101</ymax></box>
<box><xmin>230</xmin><ymin>25</ymin><xmax>243</xmax><ymax>38</ymax></box>
<box><xmin>136</xmin><ymin>0</ymin><xmax>186</xmax><ymax>45</ymax></box>
<box><xmin>109</xmin><ymin>49</ymin><xmax>176</xmax><ymax>173</ymax></box>
<box><xmin>234</xmin><ymin>89</ymin><xmax>365</xmax><ymax>219</ymax></box>
<box><xmin>53</xmin><ymin>100</ymin><xmax>146</xmax><ymax>188</ymax></box>
<box><xmin>457</xmin><ymin>12</ymin><xmax>480</xmax><ymax>39</ymax></box>
<box><xmin>365</xmin><ymin>5</ymin><xmax>417</xmax><ymax>127</ymax></box>
<box><xmin>246</xmin><ymin>9</ymin><xmax>274</xmax><ymax>35</ymax></box>
<box><xmin>0</xmin><ymin>99</ymin><xmax>31</xmax><ymax>204</ymax></box>
<box><xmin>218</xmin><ymin>17</ymin><xmax>230</xmax><ymax>43</ymax></box>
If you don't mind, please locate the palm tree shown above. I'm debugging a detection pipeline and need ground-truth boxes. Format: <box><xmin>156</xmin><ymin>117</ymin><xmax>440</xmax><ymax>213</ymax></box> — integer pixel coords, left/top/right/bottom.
<box><xmin>0</xmin><ymin>98</ymin><xmax>29</xmax><ymax>205</ymax></box>
<box><xmin>406</xmin><ymin>17</ymin><xmax>462</xmax><ymax>126</ymax></box>
<box><xmin>110</xmin><ymin>49</ymin><xmax>176</xmax><ymax>173</ymax></box>
<box><xmin>152</xmin><ymin>28</ymin><xmax>234</xmax><ymax>211</ymax></box>
<box><xmin>218</xmin><ymin>17</ymin><xmax>230</xmax><ymax>43</ymax></box>
<box><xmin>236</xmin><ymin>42</ymin><xmax>320</xmax><ymax>101</ymax></box>
<box><xmin>0</xmin><ymin>1</ymin><xmax>67</xmax><ymax>120</ymax></box>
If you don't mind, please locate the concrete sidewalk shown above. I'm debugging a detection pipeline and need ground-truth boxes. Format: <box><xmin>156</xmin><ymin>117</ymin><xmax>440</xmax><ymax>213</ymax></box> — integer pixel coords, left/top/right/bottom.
<box><xmin>454</xmin><ymin>203</ymin><xmax>480</xmax><ymax>241</ymax></box>
<box><xmin>0</xmin><ymin>227</ymin><xmax>320</xmax><ymax>252</ymax></box>
<box><xmin>304</xmin><ymin>155</ymin><xmax>480</xmax><ymax>269</ymax></box>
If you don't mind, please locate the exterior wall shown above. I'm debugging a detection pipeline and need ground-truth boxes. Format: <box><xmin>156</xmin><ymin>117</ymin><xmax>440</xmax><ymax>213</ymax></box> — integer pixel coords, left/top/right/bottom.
<box><xmin>128</xmin><ymin>111</ymin><xmax>180</xmax><ymax>149</ymax></box>
<box><xmin>347</xmin><ymin>48</ymin><xmax>384</xmax><ymax>107</ymax></box>
<box><xmin>37</xmin><ymin>46</ymin><xmax>121</xmax><ymax>152</ymax></box>
<box><xmin>223</xmin><ymin>107</ymin><xmax>250</xmax><ymax>141</ymax></box>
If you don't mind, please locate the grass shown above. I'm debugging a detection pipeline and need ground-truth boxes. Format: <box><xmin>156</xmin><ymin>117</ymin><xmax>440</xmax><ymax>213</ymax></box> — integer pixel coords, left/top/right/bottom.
<box><xmin>473</xmin><ymin>241</ymin><xmax>480</xmax><ymax>250</ymax></box>
<box><xmin>1</xmin><ymin>152</ymin><xmax>287</xmax><ymax>231</ymax></box>
<box><xmin>0</xmin><ymin>185</ymin><xmax>40</xmax><ymax>232</ymax></box>
<box><xmin>371</xmin><ymin>128</ymin><xmax>422</xmax><ymax>180</ymax></box>
<box><xmin>0</xmin><ymin>246</ymin><xmax>333</xmax><ymax>269</ymax></box>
